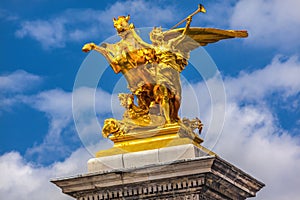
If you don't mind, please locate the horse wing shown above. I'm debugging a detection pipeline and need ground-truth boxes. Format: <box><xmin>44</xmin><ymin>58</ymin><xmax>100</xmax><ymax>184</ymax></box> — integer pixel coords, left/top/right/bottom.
<box><xmin>163</xmin><ymin>27</ymin><xmax>248</xmax><ymax>52</ymax></box>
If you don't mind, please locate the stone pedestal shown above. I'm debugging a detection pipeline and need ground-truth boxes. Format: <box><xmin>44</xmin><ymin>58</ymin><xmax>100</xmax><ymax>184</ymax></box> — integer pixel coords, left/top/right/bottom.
<box><xmin>51</xmin><ymin>143</ymin><xmax>264</xmax><ymax>200</ymax></box>
<box><xmin>88</xmin><ymin>143</ymin><xmax>213</xmax><ymax>173</ymax></box>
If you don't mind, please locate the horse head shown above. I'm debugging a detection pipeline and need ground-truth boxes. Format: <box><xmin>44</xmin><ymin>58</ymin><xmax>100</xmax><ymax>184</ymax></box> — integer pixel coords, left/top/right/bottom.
<box><xmin>113</xmin><ymin>15</ymin><xmax>134</xmax><ymax>34</ymax></box>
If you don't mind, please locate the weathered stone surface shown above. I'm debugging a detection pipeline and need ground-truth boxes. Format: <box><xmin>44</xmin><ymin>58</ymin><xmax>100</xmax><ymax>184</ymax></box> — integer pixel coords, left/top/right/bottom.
<box><xmin>87</xmin><ymin>154</ymin><xmax>124</xmax><ymax>173</ymax></box>
<box><xmin>52</xmin><ymin>155</ymin><xmax>265</xmax><ymax>200</ymax></box>
<box><xmin>123</xmin><ymin>149</ymin><xmax>159</xmax><ymax>169</ymax></box>
<box><xmin>87</xmin><ymin>144</ymin><xmax>213</xmax><ymax>173</ymax></box>
<box><xmin>158</xmin><ymin>144</ymin><xmax>207</xmax><ymax>162</ymax></box>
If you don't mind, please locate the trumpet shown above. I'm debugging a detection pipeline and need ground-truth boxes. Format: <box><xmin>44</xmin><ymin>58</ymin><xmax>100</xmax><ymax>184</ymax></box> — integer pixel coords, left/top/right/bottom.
<box><xmin>171</xmin><ymin>4</ymin><xmax>206</xmax><ymax>29</ymax></box>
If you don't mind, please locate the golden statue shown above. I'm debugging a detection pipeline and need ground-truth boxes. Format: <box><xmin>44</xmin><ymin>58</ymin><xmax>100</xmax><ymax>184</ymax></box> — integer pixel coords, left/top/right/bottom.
<box><xmin>82</xmin><ymin>4</ymin><xmax>248</xmax><ymax>156</ymax></box>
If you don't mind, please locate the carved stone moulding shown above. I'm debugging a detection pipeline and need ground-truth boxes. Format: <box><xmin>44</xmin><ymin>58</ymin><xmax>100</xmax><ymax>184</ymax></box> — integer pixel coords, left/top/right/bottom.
<box><xmin>51</xmin><ymin>156</ymin><xmax>264</xmax><ymax>200</ymax></box>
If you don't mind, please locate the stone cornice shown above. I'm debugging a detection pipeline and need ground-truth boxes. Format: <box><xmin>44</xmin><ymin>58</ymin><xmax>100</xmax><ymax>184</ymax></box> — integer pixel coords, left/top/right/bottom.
<box><xmin>51</xmin><ymin>156</ymin><xmax>264</xmax><ymax>199</ymax></box>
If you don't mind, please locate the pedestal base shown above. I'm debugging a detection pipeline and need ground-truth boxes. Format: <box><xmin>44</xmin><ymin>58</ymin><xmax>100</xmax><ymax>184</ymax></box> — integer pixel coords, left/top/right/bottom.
<box><xmin>96</xmin><ymin>124</ymin><xmax>203</xmax><ymax>157</ymax></box>
<box><xmin>52</xmin><ymin>154</ymin><xmax>264</xmax><ymax>200</ymax></box>
<box><xmin>89</xmin><ymin>142</ymin><xmax>214</xmax><ymax>173</ymax></box>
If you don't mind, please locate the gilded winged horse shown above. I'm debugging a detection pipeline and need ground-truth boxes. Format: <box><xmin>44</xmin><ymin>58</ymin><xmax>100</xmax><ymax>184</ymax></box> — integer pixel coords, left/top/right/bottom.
<box><xmin>82</xmin><ymin>4</ymin><xmax>248</xmax><ymax>137</ymax></box>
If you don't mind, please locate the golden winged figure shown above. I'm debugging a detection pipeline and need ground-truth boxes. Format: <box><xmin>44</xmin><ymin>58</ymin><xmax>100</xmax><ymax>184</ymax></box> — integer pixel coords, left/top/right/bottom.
<box><xmin>82</xmin><ymin>4</ymin><xmax>248</xmax><ymax>139</ymax></box>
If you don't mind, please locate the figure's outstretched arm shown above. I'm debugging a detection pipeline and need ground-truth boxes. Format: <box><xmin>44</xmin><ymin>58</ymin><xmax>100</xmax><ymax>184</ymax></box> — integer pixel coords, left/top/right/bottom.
<box><xmin>170</xmin><ymin>16</ymin><xmax>193</xmax><ymax>47</ymax></box>
<box><xmin>82</xmin><ymin>43</ymin><xmax>121</xmax><ymax>73</ymax></box>
<box><xmin>182</xmin><ymin>16</ymin><xmax>192</xmax><ymax>35</ymax></box>
<box><xmin>167</xmin><ymin>17</ymin><xmax>192</xmax><ymax>50</ymax></box>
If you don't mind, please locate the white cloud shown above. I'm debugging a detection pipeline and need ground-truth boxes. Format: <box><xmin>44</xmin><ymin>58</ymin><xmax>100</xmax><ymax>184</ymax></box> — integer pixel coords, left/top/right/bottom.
<box><xmin>15</xmin><ymin>0</ymin><xmax>178</xmax><ymax>49</ymax></box>
<box><xmin>230</xmin><ymin>0</ymin><xmax>300</xmax><ymax>50</ymax></box>
<box><xmin>225</xmin><ymin>55</ymin><xmax>300</xmax><ymax>102</ymax></box>
<box><xmin>21</xmin><ymin>89</ymin><xmax>75</xmax><ymax>163</ymax></box>
<box><xmin>16</xmin><ymin>20</ymin><xmax>66</xmax><ymax>48</ymax></box>
<box><xmin>0</xmin><ymin>148</ymin><xmax>91</xmax><ymax>200</ymax></box>
<box><xmin>0</xmin><ymin>70</ymin><xmax>42</xmax><ymax>114</ymax></box>
<box><xmin>72</xmin><ymin>87</ymin><xmax>117</xmax><ymax>153</ymax></box>
<box><xmin>0</xmin><ymin>70</ymin><xmax>42</xmax><ymax>93</ymax></box>
<box><xmin>72</xmin><ymin>87</ymin><xmax>114</xmax><ymax>116</ymax></box>
<box><xmin>3</xmin><ymin>83</ymin><xmax>121</xmax><ymax>164</ymax></box>
<box><xmin>19</xmin><ymin>87</ymin><xmax>117</xmax><ymax>163</ymax></box>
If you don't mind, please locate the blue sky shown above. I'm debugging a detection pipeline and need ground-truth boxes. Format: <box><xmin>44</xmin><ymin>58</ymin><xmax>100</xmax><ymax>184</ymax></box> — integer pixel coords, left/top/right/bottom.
<box><xmin>1</xmin><ymin>0</ymin><xmax>300</xmax><ymax>199</ymax></box>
